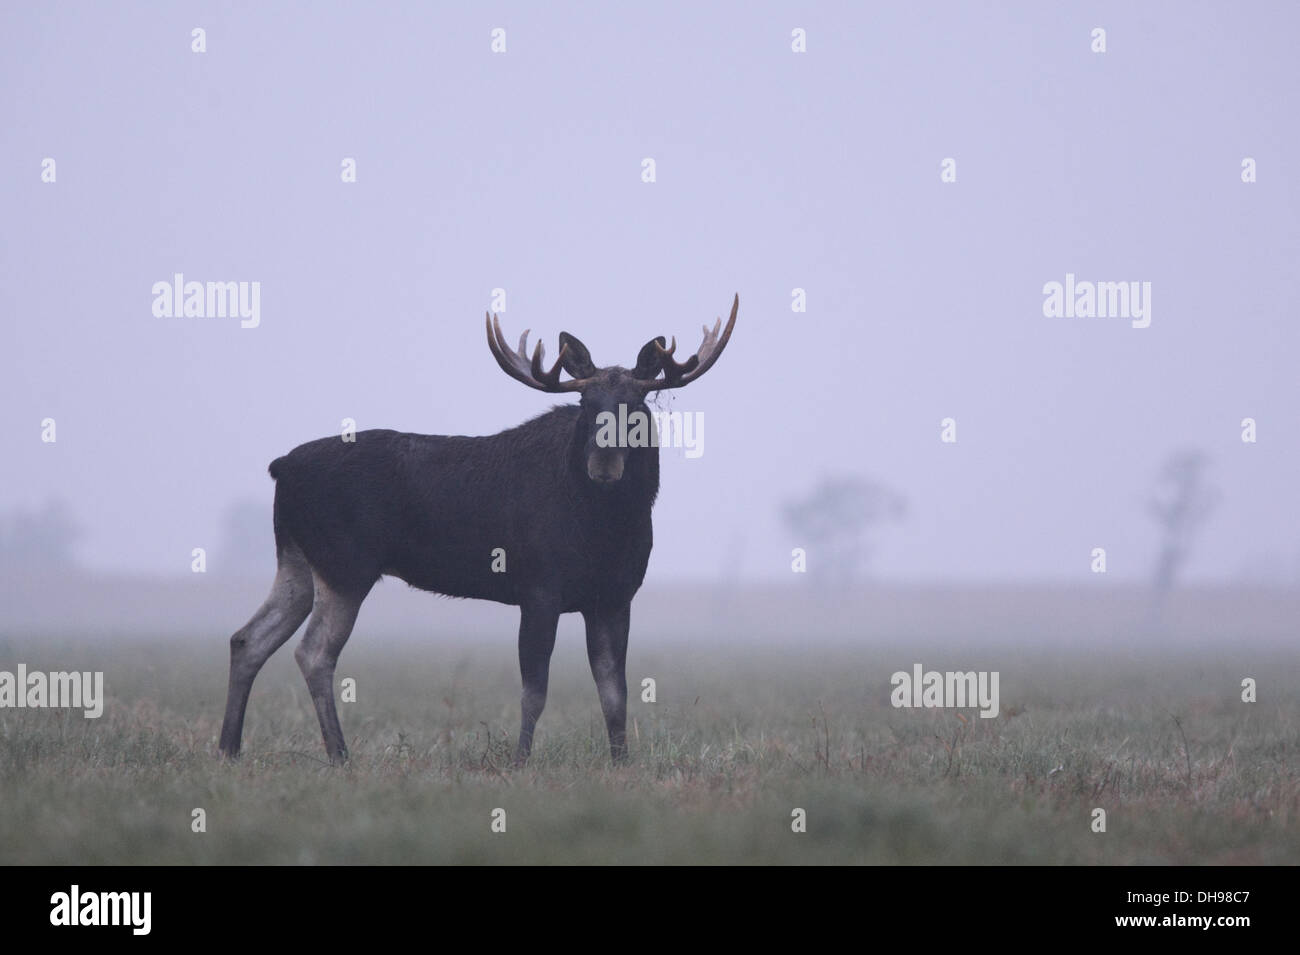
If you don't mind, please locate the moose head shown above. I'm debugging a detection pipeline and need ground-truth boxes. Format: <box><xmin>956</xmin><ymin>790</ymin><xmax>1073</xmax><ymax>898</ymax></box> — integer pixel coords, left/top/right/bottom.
<box><xmin>486</xmin><ymin>293</ymin><xmax>738</xmax><ymax>484</ymax></box>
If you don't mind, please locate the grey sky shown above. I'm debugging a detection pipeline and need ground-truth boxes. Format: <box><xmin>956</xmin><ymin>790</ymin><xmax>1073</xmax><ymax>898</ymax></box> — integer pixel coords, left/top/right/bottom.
<box><xmin>3</xmin><ymin>2</ymin><xmax>1297</xmax><ymax>583</ymax></box>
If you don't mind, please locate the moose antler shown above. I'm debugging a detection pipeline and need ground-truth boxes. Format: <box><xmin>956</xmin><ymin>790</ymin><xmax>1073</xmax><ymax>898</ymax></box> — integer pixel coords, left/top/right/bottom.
<box><xmin>645</xmin><ymin>293</ymin><xmax>739</xmax><ymax>391</ymax></box>
<box><xmin>485</xmin><ymin>313</ymin><xmax>590</xmax><ymax>392</ymax></box>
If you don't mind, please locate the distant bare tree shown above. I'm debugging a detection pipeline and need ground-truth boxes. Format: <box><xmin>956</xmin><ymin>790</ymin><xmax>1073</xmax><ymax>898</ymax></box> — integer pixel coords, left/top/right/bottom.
<box><xmin>782</xmin><ymin>476</ymin><xmax>905</xmax><ymax>583</ymax></box>
<box><xmin>0</xmin><ymin>498</ymin><xmax>82</xmax><ymax>571</ymax></box>
<box><xmin>1147</xmin><ymin>449</ymin><xmax>1218</xmax><ymax>596</ymax></box>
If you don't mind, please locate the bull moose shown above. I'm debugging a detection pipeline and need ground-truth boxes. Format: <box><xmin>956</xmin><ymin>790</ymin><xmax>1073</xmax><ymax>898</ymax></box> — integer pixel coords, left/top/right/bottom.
<box><xmin>219</xmin><ymin>294</ymin><xmax>739</xmax><ymax>765</ymax></box>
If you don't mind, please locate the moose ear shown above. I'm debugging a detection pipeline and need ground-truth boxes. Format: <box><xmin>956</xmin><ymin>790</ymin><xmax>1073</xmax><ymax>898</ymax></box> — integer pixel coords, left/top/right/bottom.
<box><xmin>633</xmin><ymin>336</ymin><xmax>666</xmax><ymax>379</ymax></box>
<box><xmin>557</xmin><ymin>332</ymin><xmax>597</xmax><ymax>379</ymax></box>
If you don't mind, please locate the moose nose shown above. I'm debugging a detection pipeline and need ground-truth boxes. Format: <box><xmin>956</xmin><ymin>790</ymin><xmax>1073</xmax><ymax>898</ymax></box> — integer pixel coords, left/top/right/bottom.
<box><xmin>587</xmin><ymin>452</ymin><xmax>625</xmax><ymax>483</ymax></box>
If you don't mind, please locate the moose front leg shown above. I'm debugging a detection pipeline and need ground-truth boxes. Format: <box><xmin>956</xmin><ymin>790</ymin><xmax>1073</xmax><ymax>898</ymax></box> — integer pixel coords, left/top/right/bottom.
<box><xmin>514</xmin><ymin>598</ymin><xmax>560</xmax><ymax>766</ymax></box>
<box><xmin>583</xmin><ymin>603</ymin><xmax>630</xmax><ymax>763</ymax></box>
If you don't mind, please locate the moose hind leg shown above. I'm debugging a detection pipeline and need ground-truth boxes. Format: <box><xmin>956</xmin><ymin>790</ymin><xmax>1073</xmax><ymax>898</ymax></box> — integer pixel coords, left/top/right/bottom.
<box><xmin>294</xmin><ymin>574</ymin><xmax>368</xmax><ymax>765</ymax></box>
<box><xmin>219</xmin><ymin>546</ymin><xmax>314</xmax><ymax>759</ymax></box>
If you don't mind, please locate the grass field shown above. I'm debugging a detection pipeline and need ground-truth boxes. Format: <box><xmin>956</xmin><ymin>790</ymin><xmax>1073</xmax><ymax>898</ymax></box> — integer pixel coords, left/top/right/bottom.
<box><xmin>2</xmin><ymin>606</ymin><xmax>1297</xmax><ymax>865</ymax></box>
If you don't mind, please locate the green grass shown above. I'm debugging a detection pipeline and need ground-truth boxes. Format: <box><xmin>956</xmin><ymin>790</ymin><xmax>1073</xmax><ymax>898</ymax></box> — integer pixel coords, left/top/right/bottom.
<box><xmin>0</xmin><ymin>635</ymin><xmax>1296</xmax><ymax>864</ymax></box>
